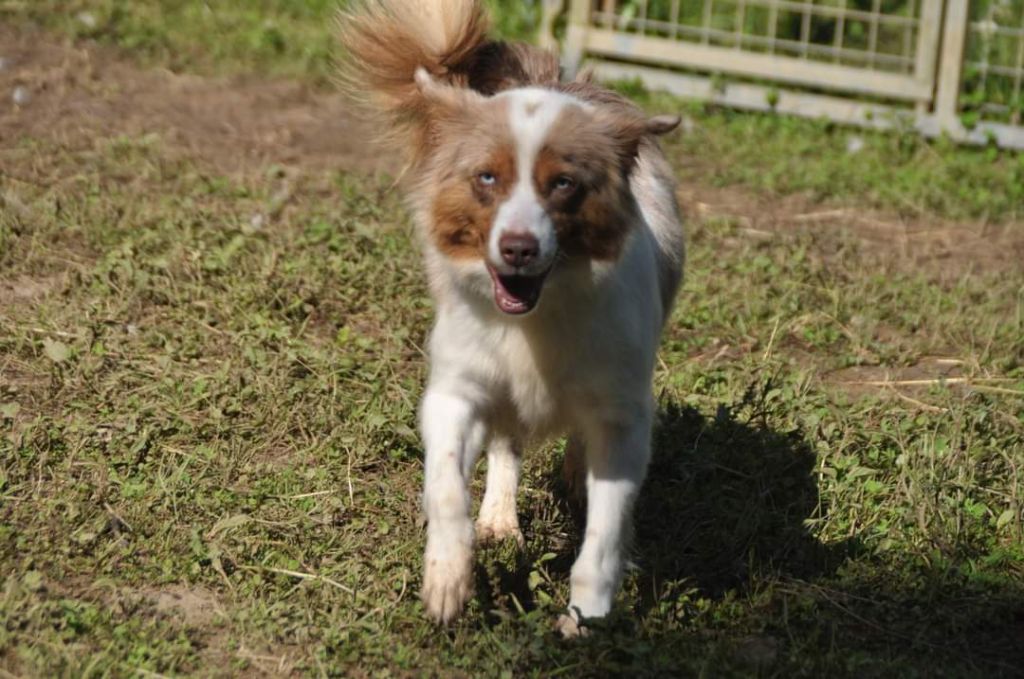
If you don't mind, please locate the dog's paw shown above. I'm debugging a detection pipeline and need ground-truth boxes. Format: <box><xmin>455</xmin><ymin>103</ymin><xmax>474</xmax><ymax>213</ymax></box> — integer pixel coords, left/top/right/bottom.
<box><xmin>555</xmin><ymin>613</ymin><xmax>590</xmax><ymax>639</ymax></box>
<box><xmin>421</xmin><ymin>548</ymin><xmax>473</xmax><ymax>624</ymax></box>
<box><xmin>475</xmin><ymin>514</ymin><xmax>524</xmax><ymax>547</ymax></box>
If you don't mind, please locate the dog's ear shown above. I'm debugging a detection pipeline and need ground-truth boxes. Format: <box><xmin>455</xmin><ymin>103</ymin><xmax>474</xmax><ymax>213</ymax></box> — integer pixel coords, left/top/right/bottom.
<box><xmin>645</xmin><ymin>114</ymin><xmax>681</xmax><ymax>136</ymax></box>
<box><xmin>414</xmin><ymin>67</ymin><xmax>487</xmax><ymax>117</ymax></box>
<box><xmin>598</xmin><ymin>110</ymin><xmax>681</xmax><ymax>164</ymax></box>
<box><xmin>405</xmin><ymin>67</ymin><xmax>489</xmax><ymax>160</ymax></box>
<box><xmin>573</xmin><ymin>66</ymin><xmax>597</xmax><ymax>84</ymax></box>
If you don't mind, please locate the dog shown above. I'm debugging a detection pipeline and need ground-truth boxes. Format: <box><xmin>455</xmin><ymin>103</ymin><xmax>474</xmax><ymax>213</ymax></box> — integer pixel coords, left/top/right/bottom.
<box><xmin>338</xmin><ymin>0</ymin><xmax>684</xmax><ymax>636</ymax></box>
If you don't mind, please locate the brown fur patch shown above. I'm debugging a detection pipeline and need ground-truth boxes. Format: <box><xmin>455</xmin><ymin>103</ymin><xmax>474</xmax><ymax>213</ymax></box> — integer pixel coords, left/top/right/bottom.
<box><xmin>428</xmin><ymin>105</ymin><xmax>516</xmax><ymax>259</ymax></box>
<box><xmin>533</xmin><ymin>107</ymin><xmax>642</xmax><ymax>260</ymax></box>
<box><xmin>466</xmin><ymin>41</ymin><xmax>561</xmax><ymax>95</ymax></box>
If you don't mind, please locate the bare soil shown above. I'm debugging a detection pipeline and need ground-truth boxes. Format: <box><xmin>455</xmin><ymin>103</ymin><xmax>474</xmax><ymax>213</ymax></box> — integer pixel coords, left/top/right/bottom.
<box><xmin>0</xmin><ymin>25</ymin><xmax>392</xmax><ymax>175</ymax></box>
<box><xmin>678</xmin><ymin>184</ymin><xmax>1024</xmax><ymax>276</ymax></box>
<box><xmin>0</xmin><ymin>272</ymin><xmax>65</xmax><ymax>306</ymax></box>
<box><xmin>149</xmin><ymin>584</ymin><xmax>223</xmax><ymax>627</ymax></box>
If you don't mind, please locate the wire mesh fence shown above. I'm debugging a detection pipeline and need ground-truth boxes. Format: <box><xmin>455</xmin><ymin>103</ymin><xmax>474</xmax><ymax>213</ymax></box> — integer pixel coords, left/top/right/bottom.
<box><xmin>552</xmin><ymin>0</ymin><xmax>1024</xmax><ymax>148</ymax></box>
<box><xmin>963</xmin><ymin>0</ymin><xmax>1024</xmax><ymax>125</ymax></box>
<box><xmin>593</xmin><ymin>0</ymin><xmax>924</xmax><ymax>74</ymax></box>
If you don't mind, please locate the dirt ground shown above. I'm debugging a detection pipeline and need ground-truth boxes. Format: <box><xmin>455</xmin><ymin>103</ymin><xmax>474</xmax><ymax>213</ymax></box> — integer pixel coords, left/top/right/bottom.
<box><xmin>0</xmin><ymin>25</ymin><xmax>390</xmax><ymax>176</ymax></box>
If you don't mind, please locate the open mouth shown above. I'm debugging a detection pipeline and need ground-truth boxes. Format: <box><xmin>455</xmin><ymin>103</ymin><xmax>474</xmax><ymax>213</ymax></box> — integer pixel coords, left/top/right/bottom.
<box><xmin>487</xmin><ymin>265</ymin><xmax>550</xmax><ymax>315</ymax></box>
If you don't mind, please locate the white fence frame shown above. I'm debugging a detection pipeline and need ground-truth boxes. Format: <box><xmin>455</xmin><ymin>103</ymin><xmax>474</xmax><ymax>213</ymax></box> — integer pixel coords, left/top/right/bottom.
<box><xmin>542</xmin><ymin>0</ymin><xmax>1024</xmax><ymax>150</ymax></box>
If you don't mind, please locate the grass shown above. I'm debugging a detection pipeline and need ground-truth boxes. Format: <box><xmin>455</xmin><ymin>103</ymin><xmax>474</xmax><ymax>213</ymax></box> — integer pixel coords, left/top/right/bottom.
<box><xmin>2</xmin><ymin>2</ymin><xmax>1024</xmax><ymax>677</ymax></box>
<box><xmin>1</xmin><ymin>0</ymin><xmax>541</xmax><ymax>84</ymax></box>
<box><xmin>5</xmin><ymin>0</ymin><xmax>342</xmax><ymax>82</ymax></box>
<box><xmin>611</xmin><ymin>81</ymin><xmax>1024</xmax><ymax>222</ymax></box>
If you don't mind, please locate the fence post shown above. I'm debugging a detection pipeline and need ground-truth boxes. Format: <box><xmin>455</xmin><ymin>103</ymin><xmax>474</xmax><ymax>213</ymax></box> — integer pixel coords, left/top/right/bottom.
<box><xmin>914</xmin><ymin>0</ymin><xmax>944</xmax><ymax>115</ymax></box>
<box><xmin>934</xmin><ymin>0</ymin><xmax>969</xmax><ymax>132</ymax></box>
<box><xmin>563</xmin><ymin>0</ymin><xmax>591</xmax><ymax>76</ymax></box>
<box><xmin>539</xmin><ymin>0</ymin><xmax>564</xmax><ymax>51</ymax></box>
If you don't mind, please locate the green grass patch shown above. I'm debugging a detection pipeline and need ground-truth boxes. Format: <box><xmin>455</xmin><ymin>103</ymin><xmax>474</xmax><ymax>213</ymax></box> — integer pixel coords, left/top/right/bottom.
<box><xmin>2</xmin><ymin>127</ymin><xmax>1023</xmax><ymax>675</ymax></box>
<box><xmin>3</xmin><ymin>0</ymin><xmax>540</xmax><ymax>84</ymax></box>
<box><xmin>613</xmin><ymin>80</ymin><xmax>1024</xmax><ymax>222</ymax></box>
<box><xmin>6</xmin><ymin>0</ymin><xmax>341</xmax><ymax>82</ymax></box>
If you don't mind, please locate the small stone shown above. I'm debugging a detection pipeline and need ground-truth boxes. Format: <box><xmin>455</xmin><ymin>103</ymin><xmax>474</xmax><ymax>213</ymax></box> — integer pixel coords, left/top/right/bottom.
<box><xmin>733</xmin><ymin>634</ymin><xmax>779</xmax><ymax>667</ymax></box>
<box><xmin>846</xmin><ymin>135</ymin><xmax>865</xmax><ymax>154</ymax></box>
<box><xmin>76</xmin><ymin>11</ymin><xmax>98</xmax><ymax>29</ymax></box>
<box><xmin>12</xmin><ymin>86</ymin><xmax>30</xmax><ymax>106</ymax></box>
<box><xmin>22</xmin><ymin>570</ymin><xmax>44</xmax><ymax>592</ymax></box>
<box><xmin>249</xmin><ymin>213</ymin><xmax>265</xmax><ymax>231</ymax></box>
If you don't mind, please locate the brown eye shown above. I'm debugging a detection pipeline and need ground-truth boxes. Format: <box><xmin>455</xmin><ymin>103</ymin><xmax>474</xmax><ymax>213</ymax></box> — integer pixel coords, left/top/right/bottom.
<box><xmin>477</xmin><ymin>171</ymin><xmax>497</xmax><ymax>187</ymax></box>
<box><xmin>553</xmin><ymin>175</ymin><xmax>575</xmax><ymax>191</ymax></box>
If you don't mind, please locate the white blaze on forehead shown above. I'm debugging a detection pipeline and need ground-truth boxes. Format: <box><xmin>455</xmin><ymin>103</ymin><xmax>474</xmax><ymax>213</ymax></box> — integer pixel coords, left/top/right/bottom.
<box><xmin>487</xmin><ymin>88</ymin><xmax>582</xmax><ymax>273</ymax></box>
<box><xmin>502</xmin><ymin>88</ymin><xmax>579</xmax><ymax>181</ymax></box>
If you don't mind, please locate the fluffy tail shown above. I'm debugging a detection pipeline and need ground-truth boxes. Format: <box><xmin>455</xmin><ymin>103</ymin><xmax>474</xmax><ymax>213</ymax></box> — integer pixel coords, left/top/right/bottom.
<box><xmin>337</xmin><ymin>0</ymin><xmax>490</xmax><ymax>139</ymax></box>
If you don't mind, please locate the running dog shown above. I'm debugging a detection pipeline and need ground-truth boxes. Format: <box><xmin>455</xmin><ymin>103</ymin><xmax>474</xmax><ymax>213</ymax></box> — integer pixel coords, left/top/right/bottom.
<box><xmin>338</xmin><ymin>0</ymin><xmax>684</xmax><ymax>635</ymax></box>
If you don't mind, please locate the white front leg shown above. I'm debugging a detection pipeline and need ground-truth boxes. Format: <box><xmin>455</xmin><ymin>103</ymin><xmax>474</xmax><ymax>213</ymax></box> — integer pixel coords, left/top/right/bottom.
<box><xmin>476</xmin><ymin>435</ymin><xmax>523</xmax><ymax>545</ymax></box>
<box><xmin>560</xmin><ymin>410</ymin><xmax>653</xmax><ymax>636</ymax></box>
<box><xmin>420</xmin><ymin>388</ymin><xmax>487</xmax><ymax>623</ymax></box>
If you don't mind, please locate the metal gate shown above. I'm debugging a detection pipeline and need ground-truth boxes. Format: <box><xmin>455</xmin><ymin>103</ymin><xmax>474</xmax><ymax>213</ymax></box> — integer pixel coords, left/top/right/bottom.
<box><xmin>542</xmin><ymin>0</ymin><xmax>1024</xmax><ymax>149</ymax></box>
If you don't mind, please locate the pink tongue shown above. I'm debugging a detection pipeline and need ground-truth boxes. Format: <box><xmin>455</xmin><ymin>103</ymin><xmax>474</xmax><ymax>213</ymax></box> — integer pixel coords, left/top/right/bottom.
<box><xmin>490</xmin><ymin>270</ymin><xmax>542</xmax><ymax>315</ymax></box>
<box><xmin>494</xmin><ymin>281</ymin><xmax>531</xmax><ymax>314</ymax></box>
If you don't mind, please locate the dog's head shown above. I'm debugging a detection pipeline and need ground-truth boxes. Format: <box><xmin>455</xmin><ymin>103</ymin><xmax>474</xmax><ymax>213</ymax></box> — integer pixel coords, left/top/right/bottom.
<box><xmin>410</xmin><ymin>69</ymin><xmax>678</xmax><ymax>315</ymax></box>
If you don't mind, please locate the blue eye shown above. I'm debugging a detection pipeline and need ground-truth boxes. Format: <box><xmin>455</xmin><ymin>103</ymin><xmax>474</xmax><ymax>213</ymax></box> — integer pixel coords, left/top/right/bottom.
<box><xmin>478</xmin><ymin>172</ymin><xmax>496</xmax><ymax>186</ymax></box>
<box><xmin>554</xmin><ymin>175</ymin><xmax>575</xmax><ymax>190</ymax></box>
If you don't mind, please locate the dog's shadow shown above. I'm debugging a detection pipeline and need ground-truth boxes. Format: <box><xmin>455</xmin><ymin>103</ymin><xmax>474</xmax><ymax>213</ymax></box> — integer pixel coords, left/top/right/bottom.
<box><xmin>477</xmin><ymin>393</ymin><xmax>847</xmax><ymax>620</ymax></box>
<box><xmin>632</xmin><ymin>398</ymin><xmax>846</xmax><ymax>609</ymax></box>
<box><xmin>474</xmin><ymin>397</ymin><xmax>1024</xmax><ymax>674</ymax></box>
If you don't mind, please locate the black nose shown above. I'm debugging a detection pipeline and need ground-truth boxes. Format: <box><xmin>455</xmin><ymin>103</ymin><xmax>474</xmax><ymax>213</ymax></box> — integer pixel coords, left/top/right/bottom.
<box><xmin>499</xmin><ymin>232</ymin><xmax>540</xmax><ymax>268</ymax></box>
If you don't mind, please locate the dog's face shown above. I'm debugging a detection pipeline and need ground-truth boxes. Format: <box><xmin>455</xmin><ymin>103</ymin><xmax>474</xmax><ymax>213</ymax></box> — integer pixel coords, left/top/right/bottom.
<box><xmin>413</xmin><ymin>73</ymin><xmax>676</xmax><ymax>315</ymax></box>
